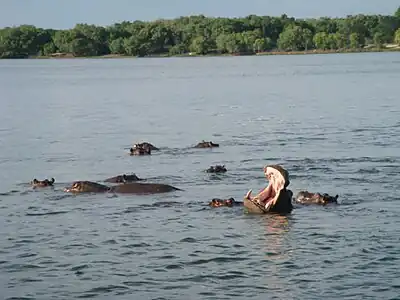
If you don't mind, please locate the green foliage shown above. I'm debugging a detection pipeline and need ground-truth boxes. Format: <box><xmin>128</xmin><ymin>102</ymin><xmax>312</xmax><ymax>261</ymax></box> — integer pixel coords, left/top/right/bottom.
<box><xmin>277</xmin><ymin>25</ymin><xmax>314</xmax><ymax>51</ymax></box>
<box><xmin>395</xmin><ymin>6</ymin><xmax>400</xmax><ymax>19</ymax></box>
<box><xmin>189</xmin><ymin>36</ymin><xmax>210</xmax><ymax>54</ymax></box>
<box><xmin>0</xmin><ymin>11</ymin><xmax>399</xmax><ymax>58</ymax></box>
<box><xmin>349</xmin><ymin>32</ymin><xmax>364</xmax><ymax>49</ymax></box>
<box><xmin>395</xmin><ymin>29</ymin><xmax>400</xmax><ymax>44</ymax></box>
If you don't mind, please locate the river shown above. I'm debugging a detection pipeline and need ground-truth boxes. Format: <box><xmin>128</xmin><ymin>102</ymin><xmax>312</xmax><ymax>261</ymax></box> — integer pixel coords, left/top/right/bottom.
<box><xmin>0</xmin><ymin>52</ymin><xmax>399</xmax><ymax>299</ymax></box>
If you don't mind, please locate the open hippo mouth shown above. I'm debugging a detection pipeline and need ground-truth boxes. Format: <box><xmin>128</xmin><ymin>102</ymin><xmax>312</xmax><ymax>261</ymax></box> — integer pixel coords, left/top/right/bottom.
<box><xmin>247</xmin><ymin>165</ymin><xmax>290</xmax><ymax>209</ymax></box>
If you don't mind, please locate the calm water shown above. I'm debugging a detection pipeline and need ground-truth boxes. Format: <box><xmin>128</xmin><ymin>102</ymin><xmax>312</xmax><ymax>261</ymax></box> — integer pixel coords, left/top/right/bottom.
<box><xmin>1</xmin><ymin>52</ymin><xmax>400</xmax><ymax>300</ymax></box>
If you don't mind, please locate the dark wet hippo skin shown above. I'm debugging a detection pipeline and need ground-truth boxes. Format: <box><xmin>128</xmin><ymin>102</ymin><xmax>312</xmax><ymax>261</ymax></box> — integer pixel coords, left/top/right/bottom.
<box><xmin>31</xmin><ymin>177</ymin><xmax>55</xmax><ymax>188</ymax></box>
<box><xmin>104</xmin><ymin>174</ymin><xmax>142</xmax><ymax>183</ymax></box>
<box><xmin>206</xmin><ymin>165</ymin><xmax>227</xmax><ymax>173</ymax></box>
<box><xmin>130</xmin><ymin>145</ymin><xmax>151</xmax><ymax>156</ymax></box>
<box><xmin>64</xmin><ymin>181</ymin><xmax>182</xmax><ymax>194</ymax></box>
<box><xmin>294</xmin><ymin>191</ymin><xmax>339</xmax><ymax>205</ymax></box>
<box><xmin>269</xmin><ymin>189</ymin><xmax>294</xmax><ymax>213</ymax></box>
<box><xmin>209</xmin><ymin>197</ymin><xmax>243</xmax><ymax>207</ymax></box>
<box><xmin>134</xmin><ymin>142</ymin><xmax>159</xmax><ymax>151</ymax></box>
<box><xmin>194</xmin><ymin>140</ymin><xmax>219</xmax><ymax>148</ymax></box>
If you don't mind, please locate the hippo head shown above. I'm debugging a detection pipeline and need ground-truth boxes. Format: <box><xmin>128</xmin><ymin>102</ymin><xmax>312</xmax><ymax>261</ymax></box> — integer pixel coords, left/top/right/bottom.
<box><xmin>31</xmin><ymin>177</ymin><xmax>55</xmax><ymax>188</ymax></box>
<box><xmin>245</xmin><ymin>164</ymin><xmax>293</xmax><ymax>213</ymax></box>
<box><xmin>209</xmin><ymin>197</ymin><xmax>236</xmax><ymax>207</ymax></box>
<box><xmin>130</xmin><ymin>145</ymin><xmax>151</xmax><ymax>156</ymax></box>
<box><xmin>64</xmin><ymin>181</ymin><xmax>111</xmax><ymax>193</ymax></box>
<box><xmin>264</xmin><ymin>164</ymin><xmax>290</xmax><ymax>189</ymax></box>
<box><xmin>320</xmin><ymin>193</ymin><xmax>339</xmax><ymax>204</ymax></box>
<box><xmin>137</xmin><ymin>142</ymin><xmax>158</xmax><ymax>151</ymax></box>
<box><xmin>295</xmin><ymin>191</ymin><xmax>339</xmax><ymax>205</ymax></box>
<box><xmin>207</xmin><ymin>141</ymin><xmax>219</xmax><ymax>147</ymax></box>
<box><xmin>196</xmin><ymin>140</ymin><xmax>220</xmax><ymax>148</ymax></box>
<box><xmin>206</xmin><ymin>165</ymin><xmax>227</xmax><ymax>173</ymax></box>
<box><xmin>122</xmin><ymin>174</ymin><xmax>141</xmax><ymax>182</ymax></box>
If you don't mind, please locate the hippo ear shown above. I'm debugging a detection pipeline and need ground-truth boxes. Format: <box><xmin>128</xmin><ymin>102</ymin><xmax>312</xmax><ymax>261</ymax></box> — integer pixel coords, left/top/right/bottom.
<box><xmin>335</xmin><ymin>195</ymin><xmax>339</xmax><ymax>199</ymax></box>
<box><xmin>50</xmin><ymin>178</ymin><xmax>55</xmax><ymax>183</ymax></box>
<box><xmin>33</xmin><ymin>178</ymin><xmax>38</xmax><ymax>183</ymax></box>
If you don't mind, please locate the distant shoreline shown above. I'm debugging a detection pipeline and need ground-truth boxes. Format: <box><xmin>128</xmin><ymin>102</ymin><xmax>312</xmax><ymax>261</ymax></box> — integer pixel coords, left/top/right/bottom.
<box><xmin>26</xmin><ymin>47</ymin><xmax>400</xmax><ymax>60</ymax></box>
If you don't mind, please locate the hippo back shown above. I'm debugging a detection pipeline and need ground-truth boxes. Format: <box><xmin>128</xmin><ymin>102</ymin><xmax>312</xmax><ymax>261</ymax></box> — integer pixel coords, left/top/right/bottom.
<box><xmin>112</xmin><ymin>182</ymin><xmax>181</xmax><ymax>194</ymax></box>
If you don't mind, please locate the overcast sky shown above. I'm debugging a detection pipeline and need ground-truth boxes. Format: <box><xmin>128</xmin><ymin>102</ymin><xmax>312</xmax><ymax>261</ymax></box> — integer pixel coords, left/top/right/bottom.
<box><xmin>1</xmin><ymin>0</ymin><xmax>399</xmax><ymax>29</ymax></box>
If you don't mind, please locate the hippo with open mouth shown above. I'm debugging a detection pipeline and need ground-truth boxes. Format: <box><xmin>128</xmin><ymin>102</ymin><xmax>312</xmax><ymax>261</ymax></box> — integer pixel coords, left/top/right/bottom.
<box><xmin>104</xmin><ymin>174</ymin><xmax>142</xmax><ymax>183</ymax></box>
<box><xmin>194</xmin><ymin>140</ymin><xmax>219</xmax><ymax>148</ymax></box>
<box><xmin>244</xmin><ymin>164</ymin><xmax>293</xmax><ymax>214</ymax></box>
<box><xmin>206</xmin><ymin>165</ymin><xmax>227</xmax><ymax>173</ymax></box>
<box><xmin>64</xmin><ymin>181</ymin><xmax>182</xmax><ymax>194</ymax></box>
<box><xmin>209</xmin><ymin>197</ymin><xmax>242</xmax><ymax>207</ymax></box>
<box><xmin>294</xmin><ymin>191</ymin><xmax>339</xmax><ymax>205</ymax></box>
<box><xmin>31</xmin><ymin>177</ymin><xmax>55</xmax><ymax>188</ymax></box>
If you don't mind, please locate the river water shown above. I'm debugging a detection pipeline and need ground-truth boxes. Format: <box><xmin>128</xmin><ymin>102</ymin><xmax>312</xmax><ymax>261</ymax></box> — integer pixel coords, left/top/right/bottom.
<box><xmin>0</xmin><ymin>52</ymin><xmax>399</xmax><ymax>299</ymax></box>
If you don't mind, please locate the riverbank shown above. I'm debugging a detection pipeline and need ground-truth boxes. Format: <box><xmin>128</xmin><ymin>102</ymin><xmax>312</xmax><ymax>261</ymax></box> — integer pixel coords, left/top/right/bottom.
<box><xmin>27</xmin><ymin>46</ymin><xmax>400</xmax><ymax>60</ymax></box>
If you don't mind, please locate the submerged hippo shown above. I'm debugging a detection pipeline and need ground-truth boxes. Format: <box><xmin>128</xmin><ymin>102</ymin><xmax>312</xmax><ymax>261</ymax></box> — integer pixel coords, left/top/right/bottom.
<box><xmin>295</xmin><ymin>191</ymin><xmax>339</xmax><ymax>205</ymax></box>
<box><xmin>130</xmin><ymin>145</ymin><xmax>151</xmax><ymax>156</ymax></box>
<box><xmin>134</xmin><ymin>142</ymin><xmax>159</xmax><ymax>151</ymax></box>
<box><xmin>209</xmin><ymin>197</ymin><xmax>242</xmax><ymax>207</ymax></box>
<box><xmin>206</xmin><ymin>165</ymin><xmax>227</xmax><ymax>173</ymax></box>
<box><xmin>194</xmin><ymin>140</ymin><xmax>219</xmax><ymax>148</ymax></box>
<box><xmin>64</xmin><ymin>181</ymin><xmax>181</xmax><ymax>194</ymax></box>
<box><xmin>244</xmin><ymin>164</ymin><xmax>293</xmax><ymax>214</ymax></box>
<box><xmin>104</xmin><ymin>174</ymin><xmax>142</xmax><ymax>183</ymax></box>
<box><xmin>31</xmin><ymin>177</ymin><xmax>55</xmax><ymax>188</ymax></box>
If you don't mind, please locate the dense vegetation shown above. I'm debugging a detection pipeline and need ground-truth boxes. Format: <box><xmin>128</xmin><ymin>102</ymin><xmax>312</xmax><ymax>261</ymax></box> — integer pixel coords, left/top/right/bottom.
<box><xmin>1</xmin><ymin>7</ymin><xmax>400</xmax><ymax>58</ymax></box>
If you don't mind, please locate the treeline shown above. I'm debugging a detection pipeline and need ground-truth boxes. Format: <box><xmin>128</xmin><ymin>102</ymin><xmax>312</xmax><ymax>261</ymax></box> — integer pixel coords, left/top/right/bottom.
<box><xmin>1</xmin><ymin>7</ymin><xmax>400</xmax><ymax>58</ymax></box>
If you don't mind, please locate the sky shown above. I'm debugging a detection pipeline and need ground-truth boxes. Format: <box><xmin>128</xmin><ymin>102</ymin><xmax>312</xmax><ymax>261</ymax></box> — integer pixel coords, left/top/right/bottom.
<box><xmin>0</xmin><ymin>0</ymin><xmax>399</xmax><ymax>29</ymax></box>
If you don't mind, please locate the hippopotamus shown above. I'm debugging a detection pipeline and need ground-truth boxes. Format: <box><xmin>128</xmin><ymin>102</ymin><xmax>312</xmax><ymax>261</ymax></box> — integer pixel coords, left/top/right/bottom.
<box><xmin>104</xmin><ymin>174</ymin><xmax>142</xmax><ymax>183</ymax></box>
<box><xmin>64</xmin><ymin>181</ymin><xmax>181</xmax><ymax>194</ymax></box>
<box><xmin>31</xmin><ymin>177</ymin><xmax>55</xmax><ymax>188</ymax></box>
<box><xmin>206</xmin><ymin>165</ymin><xmax>227</xmax><ymax>173</ymax></box>
<box><xmin>194</xmin><ymin>140</ymin><xmax>219</xmax><ymax>148</ymax></box>
<box><xmin>134</xmin><ymin>142</ymin><xmax>159</xmax><ymax>151</ymax></box>
<box><xmin>244</xmin><ymin>164</ymin><xmax>293</xmax><ymax>214</ymax></box>
<box><xmin>294</xmin><ymin>191</ymin><xmax>339</xmax><ymax>205</ymax></box>
<box><xmin>209</xmin><ymin>197</ymin><xmax>242</xmax><ymax>207</ymax></box>
<box><xmin>130</xmin><ymin>145</ymin><xmax>151</xmax><ymax>156</ymax></box>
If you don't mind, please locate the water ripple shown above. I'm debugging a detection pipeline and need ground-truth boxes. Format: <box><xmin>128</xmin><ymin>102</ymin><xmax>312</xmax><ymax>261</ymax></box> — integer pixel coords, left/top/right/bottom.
<box><xmin>1</xmin><ymin>54</ymin><xmax>400</xmax><ymax>300</ymax></box>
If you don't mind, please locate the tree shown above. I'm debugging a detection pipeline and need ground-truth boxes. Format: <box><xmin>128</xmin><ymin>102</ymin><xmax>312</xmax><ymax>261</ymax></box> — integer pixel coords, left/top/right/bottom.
<box><xmin>277</xmin><ymin>25</ymin><xmax>313</xmax><ymax>51</ymax></box>
<box><xmin>189</xmin><ymin>36</ymin><xmax>209</xmax><ymax>54</ymax></box>
<box><xmin>349</xmin><ymin>32</ymin><xmax>364</xmax><ymax>49</ymax></box>
<box><xmin>373</xmin><ymin>32</ymin><xmax>385</xmax><ymax>48</ymax></box>
<box><xmin>313</xmin><ymin>32</ymin><xmax>330</xmax><ymax>49</ymax></box>
<box><xmin>1</xmin><ymin>11</ymin><xmax>400</xmax><ymax>58</ymax></box>
<box><xmin>395</xmin><ymin>28</ymin><xmax>400</xmax><ymax>45</ymax></box>
<box><xmin>109</xmin><ymin>38</ymin><xmax>125</xmax><ymax>54</ymax></box>
<box><xmin>253</xmin><ymin>37</ymin><xmax>272</xmax><ymax>52</ymax></box>
<box><xmin>395</xmin><ymin>6</ymin><xmax>400</xmax><ymax>19</ymax></box>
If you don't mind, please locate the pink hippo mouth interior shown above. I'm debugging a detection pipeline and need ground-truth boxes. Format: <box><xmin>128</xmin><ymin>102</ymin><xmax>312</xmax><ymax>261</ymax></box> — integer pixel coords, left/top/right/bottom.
<box><xmin>255</xmin><ymin>166</ymin><xmax>287</xmax><ymax>206</ymax></box>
